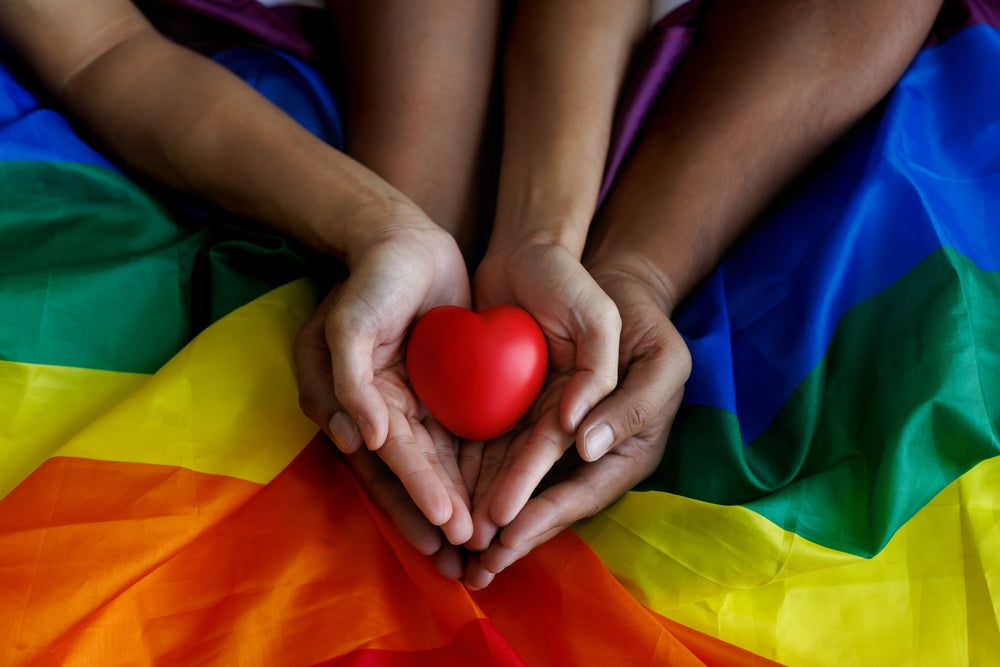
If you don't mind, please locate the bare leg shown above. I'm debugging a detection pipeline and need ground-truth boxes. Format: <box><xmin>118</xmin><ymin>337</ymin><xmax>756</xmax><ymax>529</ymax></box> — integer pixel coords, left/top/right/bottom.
<box><xmin>327</xmin><ymin>1</ymin><xmax>503</xmax><ymax>259</ymax></box>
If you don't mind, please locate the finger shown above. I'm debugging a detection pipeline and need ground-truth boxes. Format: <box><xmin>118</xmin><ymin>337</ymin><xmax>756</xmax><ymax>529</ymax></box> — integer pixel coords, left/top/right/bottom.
<box><xmin>426</xmin><ymin>419</ymin><xmax>473</xmax><ymax>507</ymax></box>
<box><xmin>341</xmin><ymin>446</ymin><xmax>443</xmax><ymax>557</ymax></box>
<box><xmin>325</xmin><ymin>285</ymin><xmax>391</xmax><ymax>450</ymax></box>
<box><xmin>293</xmin><ymin>289</ymin><xmax>364</xmax><ymax>453</ymax></box>
<box><xmin>482</xmin><ymin>391</ymin><xmax>681</xmax><ymax>575</ymax></box>
<box><xmin>377</xmin><ymin>409</ymin><xmax>453</xmax><ymax>527</ymax></box>
<box><xmin>559</xmin><ymin>289</ymin><xmax>622</xmax><ymax>434</ymax></box>
<box><xmin>419</xmin><ymin>423</ymin><xmax>473</xmax><ymax>546</ymax></box>
<box><xmin>432</xmin><ymin>544</ymin><xmax>466</xmax><ymax>581</ymax></box>
<box><xmin>480</xmin><ymin>446</ymin><xmax>654</xmax><ymax>576</ymax></box>
<box><xmin>577</xmin><ymin>329</ymin><xmax>690</xmax><ymax>462</ymax></box>
<box><xmin>466</xmin><ymin>434</ymin><xmax>519</xmax><ymax>551</ymax></box>
<box><xmin>462</xmin><ymin>551</ymin><xmax>496</xmax><ymax>591</ymax></box>
<box><xmin>458</xmin><ymin>440</ymin><xmax>484</xmax><ymax>496</ymax></box>
<box><xmin>487</xmin><ymin>409</ymin><xmax>574</xmax><ymax>528</ymax></box>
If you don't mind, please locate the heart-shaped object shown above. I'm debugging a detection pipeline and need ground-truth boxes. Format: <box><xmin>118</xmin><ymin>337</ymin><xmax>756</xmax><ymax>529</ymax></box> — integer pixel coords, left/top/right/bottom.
<box><xmin>405</xmin><ymin>305</ymin><xmax>548</xmax><ymax>441</ymax></box>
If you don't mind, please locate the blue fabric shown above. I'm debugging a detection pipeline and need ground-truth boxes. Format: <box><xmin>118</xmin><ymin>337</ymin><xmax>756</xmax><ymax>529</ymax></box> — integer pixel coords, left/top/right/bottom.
<box><xmin>0</xmin><ymin>61</ymin><xmax>119</xmax><ymax>169</ymax></box>
<box><xmin>212</xmin><ymin>47</ymin><xmax>344</xmax><ymax>149</ymax></box>
<box><xmin>0</xmin><ymin>46</ymin><xmax>342</xmax><ymax>172</ymax></box>
<box><xmin>675</xmin><ymin>25</ymin><xmax>1000</xmax><ymax>444</ymax></box>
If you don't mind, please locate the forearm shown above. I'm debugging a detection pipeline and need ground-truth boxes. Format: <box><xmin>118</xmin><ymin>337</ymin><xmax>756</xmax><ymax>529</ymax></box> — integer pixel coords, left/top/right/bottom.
<box><xmin>328</xmin><ymin>0</ymin><xmax>501</xmax><ymax>257</ymax></box>
<box><xmin>75</xmin><ymin>32</ymin><xmax>422</xmax><ymax>262</ymax></box>
<box><xmin>586</xmin><ymin>0</ymin><xmax>943</xmax><ymax>309</ymax></box>
<box><xmin>489</xmin><ymin>0</ymin><xmax>649</xmax><ymax>256</ymax></box>
<box><xmin>0</xmin><ymin>2</ymin><xmax>415</xmax><ymax>265</ymax></box>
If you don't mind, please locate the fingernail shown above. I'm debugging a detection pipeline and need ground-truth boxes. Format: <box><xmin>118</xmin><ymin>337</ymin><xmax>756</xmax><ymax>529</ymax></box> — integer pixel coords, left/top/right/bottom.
<box><xmin>329</xmin><ymin>411</ymin><xmax>359</xmax><ymax>452</ymax></box>
<box><xmin>583</xmin><ymin>423</ymin><xmax>614</xmax><ymax>461</ymax></box>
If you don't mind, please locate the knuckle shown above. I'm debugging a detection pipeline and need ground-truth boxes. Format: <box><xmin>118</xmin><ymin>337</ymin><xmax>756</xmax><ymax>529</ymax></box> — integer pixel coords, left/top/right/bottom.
<box><xmin>625</xmin><ymin>400</ymin><xmax>654</xmax><ymax>436</ymax></box>
<box><xmin>570</xmin><ymin>478</ymin><xmax>604</xmax><ymax>519</ymax></box>
<box><xmin>584</xmin><ymin>495</ymin><xmax>604</xmax><ymax>519</ymax></box>
<box><xmin>458</xmin><ymin>447</ymin><xmax>481</xmax><ymax>470</ymax></box>
<box><xmin>382</xmin><ymin>431</ymin><xmax>413</xmax><ymax>456</ymax></box>
<box><xmin>421</xmin><ymin>445</ymin><xmax>444</xmax><ymax>470</ymax></box>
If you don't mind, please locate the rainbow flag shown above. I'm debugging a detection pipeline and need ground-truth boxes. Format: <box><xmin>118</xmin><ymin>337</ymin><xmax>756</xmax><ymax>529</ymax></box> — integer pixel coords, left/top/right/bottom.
<box><xmin>2</xmin><ymin>2</ymin><xmax>999</xmax><ymax>663</ymax></box>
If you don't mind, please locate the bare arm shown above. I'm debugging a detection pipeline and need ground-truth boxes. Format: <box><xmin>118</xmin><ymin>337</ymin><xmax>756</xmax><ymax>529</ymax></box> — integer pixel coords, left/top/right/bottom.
<box><xmin>587</xmin><ymin>0</ymin><xmax>945</xmax><ymax>305</ymax></box>
<box><xmin>488</xmin><ymin>0</ymin><xmax>649</xmax><ymax>256</ymax></box>
<box><xmin>466</xmin><ymin>0</ymin><xmax>945</xmax><ymax>587</ymax></box>
<box><xmin>466</xmin><ymin>0</ymin><xmax>652</xmax><ymax>556</ymax></box>
<box><xmin>327</xmin><ymin>0</ymin><xmax>501</xmax><ymax>257</ymax></box>
<box><xmin>0</xmin><ymin>0</ymin><xmax>419</xmax><ymax>262</ymax></box>
<box><xmin>0</xmin><ymin>0</ymin><xmax>480</xmax><ymax>544</ymax></box>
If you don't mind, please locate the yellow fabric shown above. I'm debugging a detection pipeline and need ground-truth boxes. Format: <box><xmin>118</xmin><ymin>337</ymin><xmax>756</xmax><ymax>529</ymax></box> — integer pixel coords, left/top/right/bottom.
<box><xmin>12</xmin><ymin>276</ymin><xmax>997</xmax><ymax>664</ymax></box>
<box><xmin>576</xmin><ymin>456</ymin><xmax>1000</xmax><ymax>665</ymax></box>
<box><xmin>0</xmin><ymin>361</ymin><xmax>147</xmax><ymax>499</ymax></box>
<box><xmin>2</xmin><ymin>280</ymin><xmax>319</xmax><ymax>491</ymax></box>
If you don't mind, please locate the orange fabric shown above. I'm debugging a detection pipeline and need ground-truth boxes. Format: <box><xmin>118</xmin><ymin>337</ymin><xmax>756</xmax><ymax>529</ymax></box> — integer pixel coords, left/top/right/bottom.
<box><xmin>0</xmin><ymin>435</ymin><xmax>765</xmax><ymax>665</ymax></box>
<box><xmin>472</xmin><ymin>530</ymin><xmax>708</xmax><ymax>666</ymax></box>
<box><xmin>653</xmin><ymin>614</ymin><xmax>786</xmax><ymax>667</ymax></box>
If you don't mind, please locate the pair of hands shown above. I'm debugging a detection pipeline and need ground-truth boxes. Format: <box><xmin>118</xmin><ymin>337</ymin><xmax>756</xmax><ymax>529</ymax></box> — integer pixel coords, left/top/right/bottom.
<box><xmin>294</xmin><ymin>219</ymin><xmax>691</xmax><ymax>587</ymax></box>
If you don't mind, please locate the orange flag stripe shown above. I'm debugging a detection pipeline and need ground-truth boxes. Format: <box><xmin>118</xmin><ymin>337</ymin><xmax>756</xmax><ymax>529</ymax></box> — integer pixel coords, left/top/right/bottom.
<box><xmin>0</xmin><ymin>436</ymin><xmax>767</xmax><ymax>665</ymax></box>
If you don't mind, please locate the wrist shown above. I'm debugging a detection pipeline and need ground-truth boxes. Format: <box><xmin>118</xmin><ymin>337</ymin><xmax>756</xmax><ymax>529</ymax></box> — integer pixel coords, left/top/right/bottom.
<box><xmin>487</xmin><ymin>203</ymin><xmax>592</xmax><ymax>259</ymax></box>
<box><xmin>311</xmin><ymin>186</ymin><xmax>443</xmax><ymax>270</ymax></box>
<box><xmin>585</xmin><ymin>249</ymin><xmax>679</xmax><ymax>317</ymax></box>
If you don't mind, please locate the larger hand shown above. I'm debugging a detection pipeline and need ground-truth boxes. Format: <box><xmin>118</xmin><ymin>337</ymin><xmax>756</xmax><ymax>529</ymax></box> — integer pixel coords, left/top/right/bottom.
<box><xmin>294</xmin><ymin>217</ymin><xmax>475</xmax><ymax>546</ymax></box>
<box><xmin>465</xmin><ymin>257</ymin><xmax>691</xmax><ymax>588</ymax></box>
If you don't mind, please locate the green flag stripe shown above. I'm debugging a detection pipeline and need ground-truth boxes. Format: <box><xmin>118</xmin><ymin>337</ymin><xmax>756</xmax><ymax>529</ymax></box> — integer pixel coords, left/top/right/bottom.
<box><xmin>646</xmin><ymin>247</ymin><xmax>1000</xmax><ymax>557</ymax></box>
<box><xmin>0</xmin><ymin>161</ymin><xmax>315</xmax><ymax>373</ymax></box>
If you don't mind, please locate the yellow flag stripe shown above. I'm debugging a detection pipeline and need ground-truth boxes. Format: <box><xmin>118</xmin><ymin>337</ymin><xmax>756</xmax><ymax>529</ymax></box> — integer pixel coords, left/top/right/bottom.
<box><xmin>1</xmin><ymin>280</ymin><xmax>320</xmax><ymax>494</ymax></box>
<box><xmin>0</xmin><ymin>361</ymin><xmax>147</xmax><ymax>499</ymax></box>
<box><xmin>576</xmin><ymin>455</ymin><xmax>1000</xmax><ymax>665</ymax></box>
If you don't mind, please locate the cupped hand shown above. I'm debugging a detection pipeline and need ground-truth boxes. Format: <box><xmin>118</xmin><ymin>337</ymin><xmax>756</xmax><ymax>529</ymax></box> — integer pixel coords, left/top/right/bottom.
<box><xmin>464</xmin><ymin>257</ymin><xmax>691</xmax><ymax>589</ymax></box>
<box><xmin>467</xmin><ymin>240</ymin><xmax>621</xmax><ymax>550</ymax></box>
<box><xmin>294</xmin><ymin>218</ymin><xmax>475</xmax><ymax>545</ymax></box>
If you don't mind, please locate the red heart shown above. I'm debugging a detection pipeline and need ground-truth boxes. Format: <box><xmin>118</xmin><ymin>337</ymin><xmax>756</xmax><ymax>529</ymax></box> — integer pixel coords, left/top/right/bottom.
<box><xmin>405</xmin><ymin>305</ymin><xmax>548</xmax><ymax>441</ymax></box>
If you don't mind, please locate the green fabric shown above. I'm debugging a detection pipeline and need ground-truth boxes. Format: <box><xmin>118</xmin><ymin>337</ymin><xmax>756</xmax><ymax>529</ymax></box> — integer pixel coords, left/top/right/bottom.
<box><xmin>646</xmin><ymin>248</ymin><xmax>1000</xmax><ymax>557</ymax></box>
<box><xmin>0</xmin><ymin>161</ymin><xmax>317</xmax><ymax>373</ymax></box>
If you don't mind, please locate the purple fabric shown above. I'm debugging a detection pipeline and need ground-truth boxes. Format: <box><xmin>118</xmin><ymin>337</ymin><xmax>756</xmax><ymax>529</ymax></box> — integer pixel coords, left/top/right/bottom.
<box><xmin>927</xmin><ymin>0</ymin><xmax>1000</xmax><ymax>46</ymax></box>
<box><xmin>145</xmin><ymin>0</ymin><xmax>316</xmax><ymax>59</ymax></box>
<box><xmin>596</xmin><ymin>0</ymin><xmax>1000</xmax><ymax>209</ymax></box>
<box><xmin>597</xmin><ymin>0</ymin><xmax>702</xmax><ymax>207</ymax></box>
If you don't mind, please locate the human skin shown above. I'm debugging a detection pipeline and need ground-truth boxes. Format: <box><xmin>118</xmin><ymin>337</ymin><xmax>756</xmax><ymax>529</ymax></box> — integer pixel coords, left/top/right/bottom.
<box><xmin>467</xmin><ymin>0</ymin><xmax>651</xmax><ymax>552</ymax></box>
<box><xmin>0</xmin><ymin>0</ymin><xmax>946</xmax><ymax>586</ymax></box>
<box><xmin>296</xmin><ymin>1</ymin><xmax>503</xmax><ymax>550</ymax></box>
<box><xmin>0</xmin><ymin>0</ymin><xmax>499</xmax><ymax>546</ymax></box>
<box><xmin>463</xmin><ymin>0</ymin><xmax>945</xmax><ymax>588</ymax></box>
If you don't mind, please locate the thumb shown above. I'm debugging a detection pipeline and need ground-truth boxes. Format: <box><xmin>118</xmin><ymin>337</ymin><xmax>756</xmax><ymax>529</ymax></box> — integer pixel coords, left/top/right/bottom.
<box><xmin>576</xmin><ymin>340</ymin><xmax>688</xmax><ymax>462</ymax></box>
<box><xmin>559</xmin><ymin>290</ymin><xmax>622</xmax><ymax>434</ymax></box>
<box><xmin>325</xmin><ymin>285</ymin><xmax>391</xmax><ymax>450</ymax></box>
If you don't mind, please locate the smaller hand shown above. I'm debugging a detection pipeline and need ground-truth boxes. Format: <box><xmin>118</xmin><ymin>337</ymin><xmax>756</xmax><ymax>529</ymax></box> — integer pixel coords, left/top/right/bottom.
<box><xmin>464</xmin><ymin>258</ymin><xmax>691</xmax><ymax>588</ymax></box>
<box><xmin>475</xmin><ymin>240</ymin><xmax>621</xmax><ymax>435</ymax></box>
<box><xmin>467</xmin><ymin>240</ymin><xmax>621</xmax><ymax>549</ymax></box>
